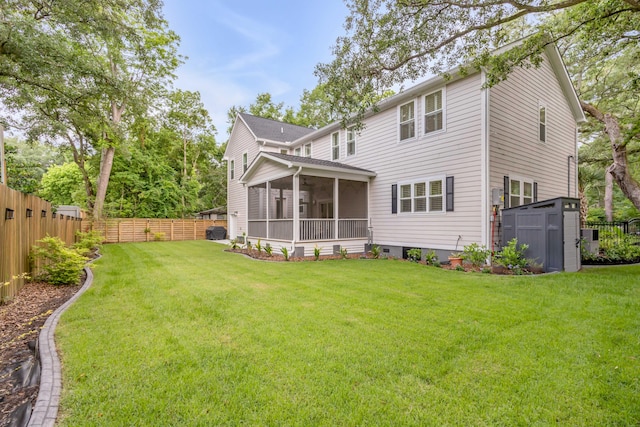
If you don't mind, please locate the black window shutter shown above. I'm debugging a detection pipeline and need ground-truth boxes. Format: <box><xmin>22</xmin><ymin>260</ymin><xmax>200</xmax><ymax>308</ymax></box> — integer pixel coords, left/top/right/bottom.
<box><xmin>446</xmin><ymin>176</ymin><xmax>454</xmax><ymax>212</ymax></box>
<box><xmin>391</xmin><ymin>184</ymin><xmax>397</xmax><ymax>214</ymax></box>
<box><xmin>503</xmin><ymin>176</ymin><xmax>510</xmax><ymax>209</ymax></box>
<box><xmin>533</xmin><ymin>182</ymin><xmax>538</xmax><ymax>202</ymax></box>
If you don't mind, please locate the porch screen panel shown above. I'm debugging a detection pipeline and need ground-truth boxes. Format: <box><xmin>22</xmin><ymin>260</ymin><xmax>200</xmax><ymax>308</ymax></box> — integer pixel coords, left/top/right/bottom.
<box><xmin>248</xmin><ymin>183</ymin><xmax>267</xmax><ymax>220</ymax></box>
<box><xmin>338</xmin><ymin>180</ymin><xmax>367</xmax><ymax>218</ymax></box>
<box><xmin>270</xmin><ymin>175</ymin><xmax>294</xmax><ymax>219</ymax></box>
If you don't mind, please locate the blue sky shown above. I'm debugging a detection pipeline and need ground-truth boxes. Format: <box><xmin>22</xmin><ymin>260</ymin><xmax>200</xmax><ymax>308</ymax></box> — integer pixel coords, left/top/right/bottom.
<box><xmin>162</xmin><ymin>1</ymin><xmax>350</xmax><ymax>138</ymax></box>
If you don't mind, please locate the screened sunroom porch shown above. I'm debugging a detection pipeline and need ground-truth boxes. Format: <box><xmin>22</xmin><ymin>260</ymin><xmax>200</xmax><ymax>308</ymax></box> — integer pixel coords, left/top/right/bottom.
<box><xmin>240</xmin><ymin>153</ymin><xmax>376</xmax><ymax>248</ymax></box>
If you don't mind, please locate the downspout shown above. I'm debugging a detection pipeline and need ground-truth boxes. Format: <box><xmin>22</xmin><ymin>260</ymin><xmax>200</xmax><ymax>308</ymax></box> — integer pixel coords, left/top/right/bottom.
<box><xmin>480</xmin><ymin>69</ymin><xmax>490</xmax><ymax>249</ymax></box>
<box><xmin>292</xmin><ymin>166</ymin><xmax>303</xmax><ymax>252</ymax></box>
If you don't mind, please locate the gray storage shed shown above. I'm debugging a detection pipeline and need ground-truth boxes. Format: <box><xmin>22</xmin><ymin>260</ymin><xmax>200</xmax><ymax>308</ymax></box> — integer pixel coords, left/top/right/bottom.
<box><xmin>502</xmin><ymin>197</ymin><xmax>581</xmax><ymax>272</ymax></box>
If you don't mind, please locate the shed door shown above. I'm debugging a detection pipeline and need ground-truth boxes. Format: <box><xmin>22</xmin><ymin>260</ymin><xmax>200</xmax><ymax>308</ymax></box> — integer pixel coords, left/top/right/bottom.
<box><xmin>563</xmin><ymin>211</ymin><xmax>581</xmax><ymax>272</ymax></box>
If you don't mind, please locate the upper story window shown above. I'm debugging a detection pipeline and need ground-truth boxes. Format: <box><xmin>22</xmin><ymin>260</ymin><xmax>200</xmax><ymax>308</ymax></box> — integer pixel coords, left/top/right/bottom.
<box><xmin>346</xmin><ymin>126</ymin><xmax>356</xmax><ymax>156</ymax></box>
<box><xmin>331</xmin><ymin>132</ymin><xmax>340</xmax><ymax>160</ymax></box>
<box><xmin>280</xmin><ymin>149</ymin><xmax>288</xmax><ymax>155</ymax></box>
<box><xmin>242</xmin><ymin>152</ymin><xmax>248</xmax><ymax>172</ymax></box>
<box><xmin>229</xmin><ymin>159</ymin><xmax>235</xmax><ymax>180</ymax></box>
<box><xmin>294</xmin><ymin>147</ymin><xmax>301</xmax><ymax>156</ymax></box>
<box><xmin>424</xmin><ymin>89</ymin><xmax>444</xmax><ymax>134</ymax></box>
<box><xmin>399</xmin><ymin>101</ymin><xmax>415</xmax><ymax>141</ymax></box>
<box><xmin>399</xmin><ymin>177</ymin><xmax>444</xmax><ymax>213</ymax></box>
<box><xmin>304</xmin><ymin>143</ymin><xmax>311</xmax><ymax>157</ymax></box>
<box><xmin>539</xmin><ymin>103</ymin><xmax>546</xmax><ymax>142</ymax></box>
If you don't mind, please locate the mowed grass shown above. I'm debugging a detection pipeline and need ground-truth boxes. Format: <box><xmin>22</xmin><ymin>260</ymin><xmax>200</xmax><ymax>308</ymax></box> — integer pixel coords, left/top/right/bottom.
<box><xmin>56</xmin><ymin>241</ymin><xmax>640</xmax><ymax>426</ymax></box>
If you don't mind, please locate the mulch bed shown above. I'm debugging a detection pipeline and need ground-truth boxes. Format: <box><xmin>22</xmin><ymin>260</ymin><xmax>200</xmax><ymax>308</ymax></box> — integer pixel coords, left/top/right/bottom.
<box><xmin>0</xmin><ymin>280</ymin><xmax>82</xmax><ymax>426</ymax></box>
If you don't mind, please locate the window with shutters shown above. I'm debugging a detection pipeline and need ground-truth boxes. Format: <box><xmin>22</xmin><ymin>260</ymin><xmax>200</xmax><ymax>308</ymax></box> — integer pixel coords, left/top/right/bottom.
<box><xmin>398</xmin><ymin>177</ymin><xmax>446</xmax><ymax>213</ymax></box>
<box><xmin>424</xmin><ymin>89</ymin><xmax>444</xmax><ymax>134</ymax></box>
<box><xmin>398</xmin><ymin>101</ymin><xmax>416</xmax><ymax>141</ymax></box>
<box><xmin>509</xmin><ymin>177</ymin><xmax>535</xmax><ymax>207</ymax></box>
<box><xmin>331</xmin><ymin>132</ymin><xmax>340</xmax><ymax>160</ymax></box>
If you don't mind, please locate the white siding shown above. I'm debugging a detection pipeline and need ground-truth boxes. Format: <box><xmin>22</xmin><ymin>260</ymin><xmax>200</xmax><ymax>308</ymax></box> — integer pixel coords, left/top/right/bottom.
<box><xmin>489</xmin><ymin>53</ymin><xmax>578</xmax><ymax>203</ymax></box>
<box><xmin>226</xmin><ymin>120</ymin><xmax>260</xmax><ymax>238</ymax></box>
<box><xmin>306</xmin><ymin>74</ymin><xmax>485</xmax><ymax>250</ymax></box>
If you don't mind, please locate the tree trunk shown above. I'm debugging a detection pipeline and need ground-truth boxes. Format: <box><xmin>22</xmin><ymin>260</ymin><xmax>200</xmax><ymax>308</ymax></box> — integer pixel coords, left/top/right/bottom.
<box><xmin>581</xmin><ymin>101</ymin><xmax>640</xmax><ymax>212</ymax></box>
<box><xmin>604</xmin><ymin>169</ymin><xmax>613</xmax><ymax>221</ymax></box>
<box><xmin>93</xmin><ymin>146</ymin><xmax>115</xmax><ymax>219</ymax></box>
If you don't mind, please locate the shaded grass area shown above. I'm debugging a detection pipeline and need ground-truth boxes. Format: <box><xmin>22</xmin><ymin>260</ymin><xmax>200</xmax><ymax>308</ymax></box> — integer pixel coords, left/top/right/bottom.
<box><xmin>56</xmin><ymin>241</ymin><xmax>640</xmax><ymax>426</ymax></box>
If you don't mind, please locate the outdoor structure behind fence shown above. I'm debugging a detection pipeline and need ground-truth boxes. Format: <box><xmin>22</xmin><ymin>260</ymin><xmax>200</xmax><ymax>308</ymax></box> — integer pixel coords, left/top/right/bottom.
<box><xmin>85</xmin><ymin>218</ymin><xmax>227</xmax><ymax>243</ymax></box>
<box><xmin>585</xmin><ymin>219</ymin><xmax>640</xmax><ymax>246</ymax></box>
<box><xmin>0</xmin><ymin>184</ymin><xmax>83</xmax><ymax>302</ymax></box>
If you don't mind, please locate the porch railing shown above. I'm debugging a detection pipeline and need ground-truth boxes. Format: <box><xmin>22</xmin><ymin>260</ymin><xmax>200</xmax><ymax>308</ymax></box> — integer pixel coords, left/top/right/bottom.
<box><xmin>300</xmin><ymin>219</ymin><xmax>334</xmax><ymax>241</ymax></box>
<box><xmin>249</xmin><ymin>218</ymin><xmax>368</xmax><ymax>241</ymax></box>
<box><xmin>269</xmin><ymin>219</ymin><xmax>293</xmax><ymax>240</ymax></box>
<box><xmin>338</xmin><ymin>219</ymin><xmax>369</xmax><ymax>239</ymax></box>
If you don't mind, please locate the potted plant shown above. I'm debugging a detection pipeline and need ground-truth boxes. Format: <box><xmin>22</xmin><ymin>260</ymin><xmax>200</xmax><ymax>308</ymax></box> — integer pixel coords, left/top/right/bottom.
<box><xmin>448</xmin><ymin>252</ymin><xmax>463</xmax><ymax>268</ymax></box>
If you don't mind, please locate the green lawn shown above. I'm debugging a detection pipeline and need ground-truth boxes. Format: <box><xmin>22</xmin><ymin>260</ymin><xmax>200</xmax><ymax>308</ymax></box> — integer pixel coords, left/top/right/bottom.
<box><xmin>57</xmin><ymin>241</ymin><xmax>640</xmax><ymax>426</ymax></box>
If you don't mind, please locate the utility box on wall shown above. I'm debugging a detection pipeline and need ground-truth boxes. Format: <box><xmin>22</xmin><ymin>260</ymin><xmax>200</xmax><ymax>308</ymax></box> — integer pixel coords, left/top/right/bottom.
<box><xmin>502</xmin><ymin>197</ymin><xmax>581</xmax><ymax>272</ymax></box>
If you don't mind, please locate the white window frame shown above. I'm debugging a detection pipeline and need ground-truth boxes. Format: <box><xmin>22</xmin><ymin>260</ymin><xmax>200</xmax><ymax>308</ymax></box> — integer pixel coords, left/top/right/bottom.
<box><xmin>280</xmin><ymin>149</ymin><xmax>288</xmax><ymax>155</ymax></box>
<box><xmin>398</xmin><ymin>176</ymin><xmax>446</xmax><ymax>214</ymax></box>
<box><xmin>331</xmin><ymin>132</ymin><xmax>340</xmax><ymax>160</ymax></box>
<box><xmin>294</xmin><ymin>147</ymin><xmax>301</xmax><ymax>156</ymax></box>
<box><xmin>398</xmin><ymin>100</ymin><xmax>416</xmax><ymax>142</ymax></box>
<box><xmin>346</xmin><ymin>126</ymin><xmax>356</xmax><ymax>157</ymax></box>
<box><xmin>539</xmin><ymin>102</ymin><xmax>547</xmax><ymax>143</ymax></box>
<box><xmin>423</xmin><ymin>88</ymin><xmax>446</xmax><ymax>135</ymax></box>
<box><xmin>304</xmin><ymin>143</ymin><xmax>311</xmax><ymax>157</ymax></box>
<box><xmin>229</xmin><ymin>159</ymin><xmax>235</xmax><ymax>180</ymax></box>
<box><xmin>509</xmin><ymin>176</ymin><xmax>534</xmax><ymax>207</ymax></box>
<box><xmin>242</xmin><ymin>152</ymin><xmax>248</xmax><ymax>173</ymax></box>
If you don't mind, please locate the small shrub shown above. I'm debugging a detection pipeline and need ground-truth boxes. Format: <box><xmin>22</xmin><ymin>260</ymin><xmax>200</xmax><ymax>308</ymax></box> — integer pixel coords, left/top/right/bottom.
<box><xmin>255</xmin><ymin>239</ymin><xmax>262</xmax><ymax>254</ymax></box>
<box><xmin>143</xmin><ymin>227</ymin><xmax>151</xmax><ymax>234</ymax></box>
<box><xmin>495</xmin><ymin>238</ymin><xmax>528</xmax><ymax>270</ymax></box>
<box><xmin>265</xmin><ymin>244</ymin><xmax>273</xmax><ymax>256</ymax></box>
<box><xmin>340</xmin><ymin>247</ymin><xmax>348</xmax><ymax>259</ymax></box>
<box><xmin>369</xmin><ymin>244</ymin><xmax>381</xmax><ymax>259</ymax></box>
<box><xmin>245</xmin><ymin>239</ymin><xmax>252</xmax><ymax>251</ymax></box>
<box><xmin>31</xmin><ymin>235</ymin><xmax>88</xmax><ymax>285</ymax></box>
<box><xmin>73</xmin><ymin>230</ymin><xmax>103</xmax><ymax>256</ymax></box>
<box><xmin>424</xmin><ymin>250</ymin><xmax>441</xmax><ymax>267</ymax></box>
<box><xmin>407</xmin><ymin>248</ymin><xmax>422</xmax><ymax>263</ymax></box>
<box><xmin>481</xmin><ymin>267</ymin><xmax>492</xmax><ymax>274</ymax></box>
<box><xmin>462</xmin><ymin>242</ymin><xmax>491</xmax><ymax>268</ymax></box>
<box><xmin>455</xmin><ymin>264</ymin><xmax>465</xmax><ymax>272</ymax></box>
<box><xmin>281</xmin><ymin>246</ymin><xmax>290</xmax><ymax>261</ymax></box>
<box><xmin>314</xmin><ymin>245</ymin><xmax>321</xmax><ymax>261</ymax></box>
<box><xmin>153</xmin><ymin>232</ymin><xmax>166</xmax><ymax>241</ymax></box>
<box><xmin>229</xmin><ymin>239</ymin><xmax>239</xmax><ymax>250</ymax></box>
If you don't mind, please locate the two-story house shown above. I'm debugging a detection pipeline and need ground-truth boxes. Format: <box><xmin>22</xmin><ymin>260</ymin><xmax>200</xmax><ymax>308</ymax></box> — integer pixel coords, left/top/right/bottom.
<box><xmin>224</xmin><ymin>43</ymin><xmax>585</xmax><ymax>259</ymax></box>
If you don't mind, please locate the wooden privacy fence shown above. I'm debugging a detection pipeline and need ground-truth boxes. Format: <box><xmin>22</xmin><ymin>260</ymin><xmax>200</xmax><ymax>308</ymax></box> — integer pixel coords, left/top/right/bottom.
<box><xmin>85</xmin><ymin>218</ymin><xmax>228</xmax><ymax>243</ymax></box>
<box><xmin>0</xmin><ymin>184</ymin><xmax>83</xmax><ymax>302</ymax></box>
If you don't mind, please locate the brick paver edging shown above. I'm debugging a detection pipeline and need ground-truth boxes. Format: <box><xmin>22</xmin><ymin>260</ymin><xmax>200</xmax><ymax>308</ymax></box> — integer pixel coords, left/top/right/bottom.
<box><xmin>28</xmin><ymin>263</ymin><xmax>96</xmax><ymax>427</ymax></box>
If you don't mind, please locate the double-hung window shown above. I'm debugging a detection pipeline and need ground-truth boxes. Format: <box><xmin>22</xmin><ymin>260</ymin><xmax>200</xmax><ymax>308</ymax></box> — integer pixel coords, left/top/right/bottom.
<box><xmin>539</xmin><ymin>103</ymin><xmax>546</xmax><ymax>142</ymax></box>
<box><xmin>242</xmin><ymin>152</ymin><xmax>248</xmax><ymax>172</ymax></box>
<box><xmin>304</xmin><ymin>143</ymin><xmax>311</xmax><ymax>157</ymax></box>
<box><xmin>399</xmin><ymin>177</ymin><xmax>445</xmax><ymax>213</ymax></box>
<box><xmin>346</xmin><ymin>126</ymin><xmax>356</xmax><ymax>156</ymax></box>
<box><xmin>331</xmin><ymin>132</ymin><xmax>340</xmax><ymax>160</ymax></box>
<box><xmin>509</xmin><ymin>178</ymin><xmax>534</xmax><ymax>207</ymax></box>
<box><xmin>425</xmin><ymin>90</ymin><xmax>444</xmax><ymax>134</ymax></box>
<box><xmin>399</xmin><ymin>101</ymin><xmax>415</xmax><ymax>141</ymax></box>
<box><xmin>294</xmin><ymin>147</ymin><xmax>301</xmax><ymax>156</ymax></box>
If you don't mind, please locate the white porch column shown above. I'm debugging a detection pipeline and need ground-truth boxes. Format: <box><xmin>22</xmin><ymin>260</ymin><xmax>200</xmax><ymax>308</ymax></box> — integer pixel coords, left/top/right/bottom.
<box><xmin>293</xmin><ymin>174</ymin><xmax>300</xmax><ymax>241</ymax></box>
<box><xmin>334</xmin><ymin>178</ymin><xmax>339</xmax><ymax>240</ymax></box>
<box><xmin>266</xmin><ymin>181</ymin><xmax>271</xmax><ymax>238</ymax></box>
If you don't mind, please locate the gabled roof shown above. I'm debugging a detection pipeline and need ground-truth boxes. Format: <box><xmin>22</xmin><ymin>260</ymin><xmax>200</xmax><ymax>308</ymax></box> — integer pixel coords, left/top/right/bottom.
<box><xmin>240</xmin><ymin>152</ymin><xmax>376</xmax><ymax>184</ymax></box>
<box><xmin>238</xmin><ymin>113</ymin><xmax>315</xmax><ymax>143</ymax></box>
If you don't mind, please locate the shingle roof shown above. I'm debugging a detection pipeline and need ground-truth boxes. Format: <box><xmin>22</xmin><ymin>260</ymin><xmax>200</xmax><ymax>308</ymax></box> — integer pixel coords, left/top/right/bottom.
<box><xmin>264</xmin><ymin>152</ymin><xmax>376</xmax><ymax>175</ymax></box>
<box><xmin>239</xmin><ymin>113</ymin><xmax>315</xmax><ymax>143</ymax></box>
